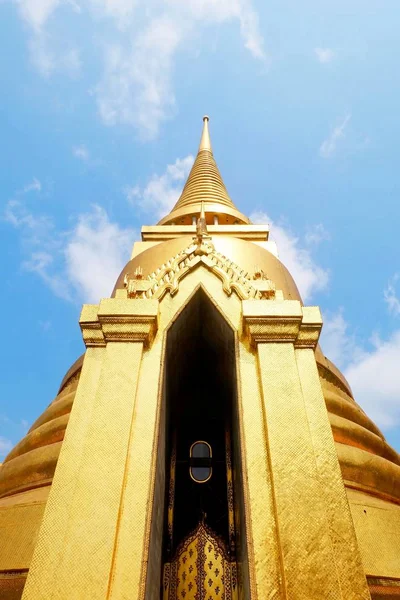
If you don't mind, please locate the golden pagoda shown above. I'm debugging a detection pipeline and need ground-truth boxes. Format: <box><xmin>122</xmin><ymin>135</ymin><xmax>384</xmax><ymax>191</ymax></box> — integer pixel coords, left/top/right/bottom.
<box><xmin>0</xmin><ymin>117</ymin><xmax>399</xmax><ymax>600</ymax></box>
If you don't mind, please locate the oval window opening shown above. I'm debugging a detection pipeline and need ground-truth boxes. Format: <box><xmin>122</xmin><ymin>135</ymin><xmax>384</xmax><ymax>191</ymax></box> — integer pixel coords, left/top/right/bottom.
<box><xmin>190</xmin><ymin>441</ymin><xmax>212</xmax><ymax>483</ymax></box>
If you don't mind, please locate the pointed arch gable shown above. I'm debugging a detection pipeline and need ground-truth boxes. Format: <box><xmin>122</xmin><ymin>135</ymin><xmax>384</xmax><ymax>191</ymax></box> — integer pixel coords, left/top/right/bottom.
<box><xmin>123</xmin><ymin>240</ymin><xmax>276</xmax><ymax>305</ymax></box>
<box><xmin>157</xmin><ymin>267</ymin><xmax>243</xmax><ymax>338</ymax></box>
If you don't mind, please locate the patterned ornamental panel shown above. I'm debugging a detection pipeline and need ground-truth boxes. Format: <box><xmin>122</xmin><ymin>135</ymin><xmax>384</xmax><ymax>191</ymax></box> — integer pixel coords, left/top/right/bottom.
<box><xmin>163</xmin><ymin>523</ymin><xmax>238</xmax><ymax>600</ymax></box>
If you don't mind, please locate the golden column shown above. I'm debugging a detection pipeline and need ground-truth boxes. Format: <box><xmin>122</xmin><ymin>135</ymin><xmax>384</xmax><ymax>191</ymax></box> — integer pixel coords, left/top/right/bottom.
<box><xmin>242</xmin><ymin>301</ymin><xmax>370</xmax><ymax>599</ymax></box>
<box><xmin>22</xmin><ymin>299</ymin><xmax>159</xmax><ymax>599</ymax></box>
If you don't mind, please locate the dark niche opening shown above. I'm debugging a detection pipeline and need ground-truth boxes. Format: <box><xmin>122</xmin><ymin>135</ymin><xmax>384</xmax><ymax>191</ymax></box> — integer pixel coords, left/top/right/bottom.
<box><xmin>163</xmin><ymin>287</ymin><xmax>236</xmax><ymax>559</ymax></box>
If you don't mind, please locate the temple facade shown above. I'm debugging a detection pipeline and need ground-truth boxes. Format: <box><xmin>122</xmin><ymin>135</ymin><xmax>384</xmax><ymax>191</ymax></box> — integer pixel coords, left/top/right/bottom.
<box><xmin>0</xmin><ymin>117</ymin><xmax>399</xmax><ymax>600</ymax></box>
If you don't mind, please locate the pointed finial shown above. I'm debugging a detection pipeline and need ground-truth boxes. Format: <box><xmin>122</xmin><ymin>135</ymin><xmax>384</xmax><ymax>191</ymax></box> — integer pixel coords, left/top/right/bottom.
<box><xmin>200</xmin><ymin>200</ymin><xmax>206</xmax><ymax>220</ymax></box>
<box><xmin>196</xmin><ymin>200</ymin><xmax>208</xmax><ymax>238</ymax></box>
<box><xmin>198</xmin><ymin>115</ymin><xmax>212</xmax><ymax>152</ymax></box>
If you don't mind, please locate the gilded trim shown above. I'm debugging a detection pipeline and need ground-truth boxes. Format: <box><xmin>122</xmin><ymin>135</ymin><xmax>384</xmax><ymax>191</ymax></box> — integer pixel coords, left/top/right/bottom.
<box><xmin>163</xmin><ymin>522</ymin><xmax>237</xmax><ymax>600</ymax></box>
<box><xmin>234</xmin><ymin>335</ymin><xmax>258</xmax><ymax>599</ymax></box>
<box><xmin>167</xmin><ymin>435</ymin><xmax>176</xmax><ymax>555</ymax></box>
<box><xmin>189</xmin><ymin>440</ymin><xmax>213</xmax><ymax>484</ymax></box>
<box><xmin>138</xmin><ymin>335</ymin><xmax>168</xmax><ymax>600</ymax></box>
<box><xmin>225</xmin><ymin>429</ymin><xmax>236</xmax><ymax>558</ymax></box>
<box><xmin>124</xmin><ymin>241</ymin><xmax>277</xmax><ymax>303</ymax></box>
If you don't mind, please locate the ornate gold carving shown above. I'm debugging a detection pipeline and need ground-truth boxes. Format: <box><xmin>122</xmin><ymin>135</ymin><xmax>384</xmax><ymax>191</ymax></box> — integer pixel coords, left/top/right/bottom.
<box><xmin>252</xmin><ymin>265</ymin><xmax>265</xmax><ymax>280</ymax></box>
<box><xmin>163</xmin><ymin>522</ymin><xmax>238</xmax><ymax>600</ymax></box>
<box><xmin>195</xmin><ymin>201</ymin><xmax>210</xmax><ymax>243</ymax></box>
<box><xmin>134</xmin><ymin>266</ymin><xmax>144</xmax><ymax>279</ymax></box>
<box><xmin>123</xmin><ymin>242</ymin><xmax>279</xmax><ymax>303</ymax></box>
<box><xmin>124</xmin><ymin>267</ymin><xmax>152</xmax><ymax>299</ymax></box>
<box><xmin>225</xmin><ymin>429</ymin><xmax>236</xmax><ymax>559</ymax></box>
<box><xmin>167</xmin><ymin>435</ymin><xmax>176</xmax><ymax>557</ymax></box>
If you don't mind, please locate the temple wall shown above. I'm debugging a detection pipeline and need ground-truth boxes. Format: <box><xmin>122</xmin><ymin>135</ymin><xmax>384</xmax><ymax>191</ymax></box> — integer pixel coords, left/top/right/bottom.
<box><xmin>0</xmin><ymin>487</ymin><xmax>50</xmax><ymax>599</ymax></box>
<box><xmin>347</xmin><ymin>488</ymin><xmax>400</xmax><ymax>578</ymax></box>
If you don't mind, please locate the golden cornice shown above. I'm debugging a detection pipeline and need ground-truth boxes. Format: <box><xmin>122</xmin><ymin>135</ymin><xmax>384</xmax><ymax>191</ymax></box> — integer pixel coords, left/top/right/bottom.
<box><xmin>243</xmin><ymin>301</ymin><xmax>322</xmax><ymax>348</ymax></box>
<box><xmin>80</xmin><ymin>299</ymin><xmax>159</xmax><ymax>347</ymax></box>
<box><xmin>295</xmin><ymin>306</ymin><xmax>324</xmax><ymax>348</ymax></box>
<box><xmin>79</xmin><ymin>304</ymin><xmax>105</xmax><ymax>347</ymax></box>
<box><xmin>141</xmin><ymin>224</ymin><xmax>269</xmax><ymax>242</ymax></box>
<box><xmin>157</xmin><ymin>202</ymin><xmax>250</xmax><ymax>227</ymax></box>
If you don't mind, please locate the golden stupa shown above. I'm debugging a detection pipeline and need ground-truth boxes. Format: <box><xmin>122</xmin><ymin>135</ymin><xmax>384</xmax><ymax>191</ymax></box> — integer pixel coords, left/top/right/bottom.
<box><xmin>0</xmin><ymin>117</ymin><xmax>399</xmax><ymax>600</ymax></box>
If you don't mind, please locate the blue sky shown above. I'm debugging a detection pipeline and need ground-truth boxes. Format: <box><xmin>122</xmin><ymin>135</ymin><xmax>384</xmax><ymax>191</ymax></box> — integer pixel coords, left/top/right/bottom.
<box><xmin>1</xmin><ymin>0</ymin><xmax>400</xmax><ymax>457</ymax></box>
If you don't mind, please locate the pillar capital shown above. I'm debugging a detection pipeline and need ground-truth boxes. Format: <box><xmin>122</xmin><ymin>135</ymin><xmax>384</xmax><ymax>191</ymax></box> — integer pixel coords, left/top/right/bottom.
<box><xmin>242</xmin><ymin>300</ymin><xmax>322</xmax><ymax>348</ymax></box>
<box><xmin>80</xmin><ymin>298</ymin><xmax>159</xmax><ymax>347</ymax></box>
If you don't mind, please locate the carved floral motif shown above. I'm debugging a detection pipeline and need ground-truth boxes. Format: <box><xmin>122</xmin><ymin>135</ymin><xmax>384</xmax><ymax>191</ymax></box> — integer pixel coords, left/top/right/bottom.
<box><xmin>163</xmin><ymin>522</ymin><xmax>237</xmax><ymax>600</ymax></box>
<box><xmin>124</xmin><ymin>240</ymin><xmax>277</xmax><ymax>302</ymax></box>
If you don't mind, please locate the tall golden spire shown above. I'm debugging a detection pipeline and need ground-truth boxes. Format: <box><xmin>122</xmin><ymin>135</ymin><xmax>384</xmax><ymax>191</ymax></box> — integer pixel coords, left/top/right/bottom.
<box><xmin>158</xmin><ymin>116</ymin><xmax>249</xmax><ymax>225</ymax></box>
<box><xmin>198</xmin><ymin>115</ymin><xmax>212</xmax><ymax>152</ymax></box>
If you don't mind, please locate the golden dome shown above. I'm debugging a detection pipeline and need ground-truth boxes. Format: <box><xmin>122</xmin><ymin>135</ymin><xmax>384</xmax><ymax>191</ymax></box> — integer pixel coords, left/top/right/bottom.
<box><xmin>112</xmin><ymin>235</ymin><xmax>302</xmax><ymax>300</ymax></box>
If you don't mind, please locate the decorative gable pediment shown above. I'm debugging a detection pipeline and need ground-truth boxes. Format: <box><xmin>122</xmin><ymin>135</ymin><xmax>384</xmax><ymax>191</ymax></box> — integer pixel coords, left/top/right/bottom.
<box><xmin>124</xmin><ymin>237</ymin><xmax>280</xmax><ymax>302</ymax></box>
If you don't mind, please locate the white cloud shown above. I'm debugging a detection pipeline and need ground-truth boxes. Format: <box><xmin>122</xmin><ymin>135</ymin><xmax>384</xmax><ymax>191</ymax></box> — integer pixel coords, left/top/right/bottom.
<box><xmin>73</xmin><ymin>144</ymin><xmax>90</xmax><ymax>161</ymax></box>
<box><xmin>320</xmin><ymin>309</ymin><xmax>400</xmax><ymax>431</ymax></box>
<box><xmin>12</xmin><ymin>0</ymin><xmax>265</xmax><ymax>138</ymax></box>
<box><xmin>250</xmin><ymin>211</ymin><xmax>329</xmax><ymax>302</ymax></box>
<box><xmin>319</xmin><ymin>114</ymin><xmax>351</xmax><ymax>158</ymax></box>
<box><xmin>319</xmin><ymin>309</ymin><xmax>364</xmax><ymax>368</ymax></box>
<box><xmin>305</xmin><ymin>223</ymin><xmax>330</xmax><ymax>246</ymax></box>
<box><xmin>29</xmin><ymin>37</ymin><xmax>81</xmax><ymax>77</ymax></box>
<box><xmin>23</xmin><ymin>177</ymin><xmax>42</xmax><ymax>193</ymax></box>
<box><xmin>23</xmin><ymin>251</ymin><xmax>72</xmax><ymax>300</ymax></box>
<box><xmin>89</xmin><ymin>0</ymin><xmax>135</xmax><ymax>22</ymax></box>
<box><xmin>13</xmin><ymin>0</ymin><xmax>81</xmax><ymax>77</ymax></box>
<box><xmin>96</xmin><ymin>16</ymin><xmax>183</xmax><ymax>139</ymax></box>
<box><xmin>0</xmin><ymin>436</ymin><xmax>13</xmax><ymax>459</ymax></box>
<box><xmin>65</xmin><ymin>205</ymin><xmax>136</xmax><ymax>302</ymax></box>
<box><xmin>384</xmin><ymin>274</ymin><xmax>400</xmax><ymax>316</ymax></box>
<box><xmin>4</xmin><ymin>200</ymin><xmax>52</xmax><ymax>236</ymax></box>
<box><xmin>314</xmin><ymin>47</ymin><xmax>334</xmax><ymax>64</ymax></box>
<box><xmin>15</xmin><ymin>0</ymin><xmax>60</xmax><ymax>32</ymax></box>
<box><xmin>166</xmin><ymin>0</ymin><xmax>265</xmax><ymax>60</ymax></box>
<box><xmin>4</xmin><ymin>183</ymin><xmax>137</xmax><ymax>302</ymax></box>
<box><xmin>95</xmin><ymin>3</ymin><xmax>265</xmax><ymax>137</ymax></box>
<box><xmin>237</xmin><ymin>4</ymin><xmax>265</xmax><ymax>59</ymax></box>
<box><xmin>345</xmin><ymin>330</ymin><xmax>400</xmax><ymax>430</ymax></box>
<box><xmin>66</xmin><ymin>0</ymin><xmax>81</xmax><ymax>13</ymax></box>
<box><xmin>62</xmin><ymin>47</ymin><xmax>82</xmax><ymax>75</ymax></box>
<box><xmin>126</xmin><ymin>154</ymin><xmax>194</xmax><ymax>219</ymax></box>
<box><xmin>28</xmin><ymin>34</ymin><xmax>55</xmax><ymax>76</ymax></box>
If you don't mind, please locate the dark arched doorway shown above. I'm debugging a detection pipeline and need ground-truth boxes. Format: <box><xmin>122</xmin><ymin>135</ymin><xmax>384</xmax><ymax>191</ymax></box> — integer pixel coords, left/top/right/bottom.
<box><xmin>161</xmin><ymin>288</ymin><xmax>246</xmax><ymax>599</ymax></box>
